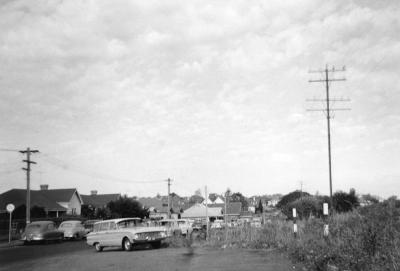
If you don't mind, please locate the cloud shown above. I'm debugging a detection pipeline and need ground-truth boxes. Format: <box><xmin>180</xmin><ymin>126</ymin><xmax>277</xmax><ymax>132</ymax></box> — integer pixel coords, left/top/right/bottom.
<box><xmin>0</xmin><ymin>0</ymin><xmax>399</xmax><ymax>197</ymax></box>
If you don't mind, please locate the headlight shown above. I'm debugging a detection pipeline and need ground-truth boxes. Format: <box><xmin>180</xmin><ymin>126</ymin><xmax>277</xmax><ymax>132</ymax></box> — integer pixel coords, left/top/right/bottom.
<box><xmin>133</xmin><ymin>234</ymin><xmax>139</xmax><ymax>240</ymax></box>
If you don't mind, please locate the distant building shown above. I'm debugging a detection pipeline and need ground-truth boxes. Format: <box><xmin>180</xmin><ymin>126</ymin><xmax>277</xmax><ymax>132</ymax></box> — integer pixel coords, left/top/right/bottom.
<box><xmin>181</xmin><ymin>203</ymin><xmax>222</xmax><ymax>221</ymax></box>
<box><xmin>81</xmin><ymin>190</ymin><xmax>120</xmax><ymax>211</ymax></box>
<box><xmin>0</xmin><ymin>185</ymin><xmax>83</xmax><ymax>217</ymax></box>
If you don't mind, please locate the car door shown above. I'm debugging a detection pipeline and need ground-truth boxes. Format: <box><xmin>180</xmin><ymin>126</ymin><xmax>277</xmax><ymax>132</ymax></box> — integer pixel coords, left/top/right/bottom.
<box><xmin>45</xmin><ymin>223</ymin><xmax>56</xmax><ymax>240</ymax></box>
<box><xmin>107</xmin><ymin>222</ymin><xmax>122</xmax><ymax>246</ymax></box>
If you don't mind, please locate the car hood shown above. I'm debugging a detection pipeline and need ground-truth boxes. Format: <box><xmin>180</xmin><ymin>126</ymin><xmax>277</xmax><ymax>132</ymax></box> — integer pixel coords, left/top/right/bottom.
<box><xmin>119</xmin><ymin>226</ymin><xmax>166</xmax><ymax>233</ymax></box>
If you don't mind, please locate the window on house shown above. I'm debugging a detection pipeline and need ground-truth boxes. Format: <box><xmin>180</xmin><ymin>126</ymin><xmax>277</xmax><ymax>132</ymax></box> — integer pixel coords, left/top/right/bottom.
<box><xmin>71</xmin><ymin>208</ymin><xmax>76</xmax><ymax>215</ymax></box>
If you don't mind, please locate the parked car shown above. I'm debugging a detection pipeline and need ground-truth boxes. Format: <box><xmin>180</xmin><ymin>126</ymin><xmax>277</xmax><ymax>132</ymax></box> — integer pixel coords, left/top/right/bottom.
<box><xmin>211</xmin><ymin>219</ymin><xmax>224</xmax><ymax>229</ymax></box>
<box><xmin>192</xmin><ymin>220</ymin><xmax>206</xmax><ymax>232</ymax></box>
<box><xmin>83</xmin><ymin>219</ymin><xmax>102</xmax><ymax>234</ymax></box>
<box><xmin>58</xmin><ymin>220</ymin><xmax>87</xmax><ymax>239</ymax></box>
<box><xmin>86</xmin><ymin>218</ymin><xmax>167</xmax><ymax>252</ymax></box>
<box><xmin>21</xmin><ymin>221</ymin><xmax>64</xmax><ymax>244</ymax></box>
<box><xmin>158</xmin><ymin>219</ymin><xmax>182</xmax><ymax>237</ymax></box>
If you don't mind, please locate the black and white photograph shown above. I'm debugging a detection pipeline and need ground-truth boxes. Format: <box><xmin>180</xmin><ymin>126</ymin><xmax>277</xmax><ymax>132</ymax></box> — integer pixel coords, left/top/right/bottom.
<box><xmin>0</xmin><ymin>0</ymin><xmax>399</xmax><ymax>270</ymax></box>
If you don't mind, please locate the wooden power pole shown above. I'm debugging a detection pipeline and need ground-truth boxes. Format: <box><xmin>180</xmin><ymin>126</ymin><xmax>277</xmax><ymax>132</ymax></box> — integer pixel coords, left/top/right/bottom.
<box><xmin>308</xmin><ymin>65</ymin><xmax>350</xmax><ymax>210</ymax></box>
<box><xmin>19</xmin><ymin>147</ymin><xmax>39</xmax><ymax>224</ymax></box>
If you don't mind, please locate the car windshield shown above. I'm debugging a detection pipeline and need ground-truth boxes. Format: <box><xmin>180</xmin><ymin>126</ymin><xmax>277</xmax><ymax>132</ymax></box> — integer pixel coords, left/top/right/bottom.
<box><xmin>27</xmin><ymin>224</ymin><xmax>41</xmax><ymax>229</ymax></box>
<box><xmin>60</xmin><ymin>223</ymin><xmax>72</xmax><ymax>228</ymax></box>
<box><xmin>117</xmin><ymin>219</ymin><xmax>143</xmax><ymax>228</ymax></box>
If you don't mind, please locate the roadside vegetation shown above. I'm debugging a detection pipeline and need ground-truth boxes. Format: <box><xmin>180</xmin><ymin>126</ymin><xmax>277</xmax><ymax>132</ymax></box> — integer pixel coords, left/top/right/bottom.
<box><xmin>207</xmin><ymin>191</ymin><xmax>400</xmax><ymax>271</ymax></box>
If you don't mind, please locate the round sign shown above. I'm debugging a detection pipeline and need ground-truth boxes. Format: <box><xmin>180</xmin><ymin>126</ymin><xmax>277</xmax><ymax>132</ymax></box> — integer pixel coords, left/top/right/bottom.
<box><xmin>6</xmin><ymin>203</ymin><xmax>15</xmax><ymax>213</ymax></box>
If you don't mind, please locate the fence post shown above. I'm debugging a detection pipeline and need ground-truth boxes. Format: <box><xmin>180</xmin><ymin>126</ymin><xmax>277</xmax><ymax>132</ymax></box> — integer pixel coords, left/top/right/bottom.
<box><xmin>323</xmin><ymin>203</ymin><xmax>329</xmax><ymax>238</ymax></box>
<box><xmin>292</xmin><ymin>208</ymin><xmax>297</xmax><ymax>238</ymax></box>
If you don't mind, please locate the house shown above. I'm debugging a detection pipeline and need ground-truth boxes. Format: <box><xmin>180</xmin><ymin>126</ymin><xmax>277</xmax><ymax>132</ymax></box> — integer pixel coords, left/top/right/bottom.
<box><xmin>81</xmin><ymin>190</ymin><xmax>120</xmax><ymax>209</ymax></box>
<box><xmin>209</xmin><ymin>202</ymin><xmax>242</xmax><ymax>222</ymax></box>
<box><xmin>181</xmin><ymin>203</ymin><xmax>223</xmax><ymax>222</ymax></box>
<box><xmin>137</xmin><ymin>196</ymin><xmax>182</xmax><ymax>220</ymax></box>
<box><xmin>0</xmin><ymin>185</ymin><xmax>83</xmax><ymax>217</ymax></box>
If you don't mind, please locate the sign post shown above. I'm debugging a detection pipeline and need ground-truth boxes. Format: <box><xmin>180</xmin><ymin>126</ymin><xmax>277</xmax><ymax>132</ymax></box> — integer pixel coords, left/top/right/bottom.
<box><xmin>292</xmin><ymin>208</ymin><xmax>297</xmax><ymax>238</ymax></box>
<box><xmin>323</xmin><ymin>203</ymin><xmax>329</xmax><ymax>237</ymax></box>
<box><xmin>6</xmin><ymin>204</ymin><xmax>15</xmax><ymax>244</ymax></box>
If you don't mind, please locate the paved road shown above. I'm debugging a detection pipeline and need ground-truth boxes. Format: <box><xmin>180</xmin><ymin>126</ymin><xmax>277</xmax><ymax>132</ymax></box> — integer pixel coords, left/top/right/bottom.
<box><xmin>0</xmin><ymin>240</ymin><xmax>302</xmax><ymax>271</ymax></box>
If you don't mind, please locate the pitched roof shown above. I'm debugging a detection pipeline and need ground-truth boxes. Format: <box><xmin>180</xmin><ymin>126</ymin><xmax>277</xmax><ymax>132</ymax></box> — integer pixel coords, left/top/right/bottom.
<box><xmin>38</xmin><ymin>189</ymin><xmax>82</xmax><ymax>204</ymax></box>
<box><xmin>81</xmin><ymin>194</ymin><xmax>120</xmax><ymax>207</ymax></box>
<box><xmin>137</xmin><ymin>197</ymin><xmax>182</xmax><ymax>214</ymax></box>
<box><xmin>207</xmin><ymin>202</ymin><xmax>242</xmax><ymax>215</ymax></box>
<box><xmin>0</xmin><ymin>189</ymin><xmax>67</xmax><ymax>211</ymax></box>
<box><xmin>181</xmin><ymin>203</ymin><xmax>222</xmax><ymax>218</ymax></box>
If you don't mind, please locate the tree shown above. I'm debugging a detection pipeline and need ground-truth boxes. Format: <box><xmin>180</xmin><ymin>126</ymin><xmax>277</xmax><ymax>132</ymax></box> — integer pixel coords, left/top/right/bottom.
<box><xmin>107</xmin><ymin>196</ymin><xmax>149</xmax><ymax>218</ymax></box>
<box><xmin>333</xmin><ymin>188</ymin><xmax>359</xmax><ymax>213</ymax></box>
<box><xmin>277</xmin><ymin>190</ymin><xmax>310</xmax><ymax>209</ymax></box>
<box><xmin>256</xmin><ymin>199</ymin><xmax>263</xmax><ymax>214</ymax></box>
<box><xmin>287</xmin><ymin>196</ymin><xmax>323</xmax><ymax>219</ymax></box>
<box><xmin>230</xmin><ymin>192</ymin><xmax>248</xmax><ymax>210</ymax></box>
<box><xmin>189</xmin><ymin>194</ymin><xmax>204</xmax><ymax>204</ymax></box>
<box><xmin>81</xmin><ymin>205</ymin><xmax>96</xmax><ymax>219</ymax></box>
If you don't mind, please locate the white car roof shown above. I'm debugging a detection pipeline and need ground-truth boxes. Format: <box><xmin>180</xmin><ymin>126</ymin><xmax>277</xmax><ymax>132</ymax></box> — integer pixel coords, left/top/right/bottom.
<box><xmin>94</xmin><ymin>218</ymin><xmax>141</xmax><ymax>225</ymax></box>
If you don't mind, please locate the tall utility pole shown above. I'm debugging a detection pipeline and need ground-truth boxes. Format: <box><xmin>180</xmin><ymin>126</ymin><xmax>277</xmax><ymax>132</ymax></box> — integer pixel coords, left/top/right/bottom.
<box><xmin>205</xmin><ymin>186</ymin><xmax>208</xmax><ymax>240</ymax></box>
<box><xmin>166</xmin><ymin>178</ymin><xmax>172</xmax><ymax>218</ymax></box>
<box><xmin>308</xmin><ymin>65</ymin><xmax>349</xmax><ymax>210</ymax></box>
<box><xmin>19</xmin><ymin>148</ymin><xmax>39</xmax><ymax>224</ymax></box>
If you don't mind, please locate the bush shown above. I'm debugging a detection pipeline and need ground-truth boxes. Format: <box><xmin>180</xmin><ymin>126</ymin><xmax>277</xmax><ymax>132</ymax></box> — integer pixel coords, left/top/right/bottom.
<box><xmin>206</xmin><ymin>203</ymin><xmax>400</xmax><ymax>271</ymax></box>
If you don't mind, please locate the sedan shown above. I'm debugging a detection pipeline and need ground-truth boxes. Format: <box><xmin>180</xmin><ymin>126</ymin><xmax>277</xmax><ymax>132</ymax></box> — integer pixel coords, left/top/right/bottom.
<box><xmin>21</xmin><ymin>221</ymin><xmax>64</xmax><ymax>244</ymax></box>
<box><xmin>58</xmin><ymin>220</ymin><xmax>87</xmax><ymax>239</ymax></box>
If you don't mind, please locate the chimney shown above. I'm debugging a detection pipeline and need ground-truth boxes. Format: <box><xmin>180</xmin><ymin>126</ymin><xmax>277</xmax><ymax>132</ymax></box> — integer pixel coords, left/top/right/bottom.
<box><xmin>91</xmin><ymin>190</ymin><xmax>98</xmax><ymax>196</ymax></box>
<box><xmin>40</xmin><ymin>184</ymin><xmax>49</xmax><ymax>190</ymax></box>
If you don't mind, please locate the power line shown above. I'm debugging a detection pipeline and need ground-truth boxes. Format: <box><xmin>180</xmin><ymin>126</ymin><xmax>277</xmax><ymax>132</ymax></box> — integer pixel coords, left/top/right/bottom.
<box><xmin>38</xmin><ymin>153</ymin><xmax>165</xmax><ymax>185</ymax></box>
<box><xmin>307</xmin><ymin>65</ymin><xmax>350</xmax><ymax>211</ymax></box>
<box><xmin>0</xmin><ymin>148</ymin><xmax>20</xmax><ymax>152</ymax></box>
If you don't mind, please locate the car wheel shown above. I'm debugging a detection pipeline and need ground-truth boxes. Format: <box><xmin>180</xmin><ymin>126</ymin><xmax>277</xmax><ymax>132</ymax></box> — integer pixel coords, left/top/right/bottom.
<box><xmin>94</xmin><ymin>242</ymin><xmax>103</xmax><ymax>252</ymax></box>
<box><xmin>122</xmin><ymin>237</ymin><xmax>132</xmax><ymax>251</ymax></box>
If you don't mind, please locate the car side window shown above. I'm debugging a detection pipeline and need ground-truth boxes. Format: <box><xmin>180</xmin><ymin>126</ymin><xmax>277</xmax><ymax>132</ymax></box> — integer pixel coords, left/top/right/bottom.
<box><xmin>109</xmin><ymin>222</ymin><xmax>116</xmax><ymax>230</ymax></box>
<box><xmin>93</xmin><ymin>223</ymin><xmax>100</xmax><ymax>232</ymax></box>
<box><xmin>100</xmin><ymin>222</ymin><xmax>109</xmax><ymax>231</ymax></box>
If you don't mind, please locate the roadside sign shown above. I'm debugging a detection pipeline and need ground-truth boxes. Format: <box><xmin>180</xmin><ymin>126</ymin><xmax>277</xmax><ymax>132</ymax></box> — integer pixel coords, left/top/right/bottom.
<box><xmin>323</xmin><ymin>203</ymin><xmax>329</xmax><ymax>216</ymax></box>
<box><xmin>7</xmin><ymin>204</ymin><xmax>15</xmax><ymax>244</ymax></box>
<box><xmin>6</xmin><ymin>203</ymin><xmax>15</xmax><ymax>213</ymax></box>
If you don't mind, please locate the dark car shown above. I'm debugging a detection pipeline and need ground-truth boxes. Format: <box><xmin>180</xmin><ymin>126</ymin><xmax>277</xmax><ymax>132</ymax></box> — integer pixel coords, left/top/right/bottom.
<box><xmin>83</xmin><ymin>219</ymin><xmax>102</xmax><ymax>234</ymax></box>
<box><xmin>21</xmin><ymin>221</ymin><xmax>64</xmax><ymax>244</ymax></box>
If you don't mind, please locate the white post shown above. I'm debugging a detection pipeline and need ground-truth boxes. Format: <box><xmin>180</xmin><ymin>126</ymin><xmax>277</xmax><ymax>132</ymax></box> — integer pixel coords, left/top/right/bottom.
<box><xmin>323</xmin><ymin>203</ymin><xmax>329</xmax><ymax>237</ymax></box>
<box><xmin>6</xmin><ymin>204</ymin><xmax>15</xmax><ymax>244</ymax></box>
<box><xmin>292</xmin><ymin>208</ymin><xmax>297</xmax><ymax>237</ymax></box>
<box><xmin>9</xmin><ymin>212</ymin><xmax>12</xmax><ymax>243</ymax></box>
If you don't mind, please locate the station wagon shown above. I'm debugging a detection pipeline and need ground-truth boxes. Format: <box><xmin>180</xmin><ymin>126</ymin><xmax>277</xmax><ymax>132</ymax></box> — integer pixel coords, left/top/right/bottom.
<box><xmin>86</xmin><ymin>218</ymin><xmax>167</xmax><ymax>252</ymax></box>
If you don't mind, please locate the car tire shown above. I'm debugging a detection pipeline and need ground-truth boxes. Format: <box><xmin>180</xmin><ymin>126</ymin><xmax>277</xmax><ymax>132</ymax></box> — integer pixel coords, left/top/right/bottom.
<box><xmin>94</xmin><ymin>242</ymin><xmax>103</xmax><ymax>252</ymax></box>
<box><xmin>122</xmin><ymin>237</ymin><xmax>132</xmax><ymax>251</ymax></box>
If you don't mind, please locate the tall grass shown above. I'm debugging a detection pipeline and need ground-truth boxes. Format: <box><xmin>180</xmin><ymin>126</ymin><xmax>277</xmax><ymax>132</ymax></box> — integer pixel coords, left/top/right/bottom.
<box><xmin>207</xmin><ymin>204</ymin><xmax>400</xmax><ymax>271</ymax></box>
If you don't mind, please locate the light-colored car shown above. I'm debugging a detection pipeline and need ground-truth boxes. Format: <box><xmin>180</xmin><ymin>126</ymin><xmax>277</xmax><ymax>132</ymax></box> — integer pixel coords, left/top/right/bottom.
<box><xmin>21</xmin><ymin>221</ymin><xmax>64</xmax><ymax>244</ymax></box>
<box><xmin>86</xmin><ymin>218</ymin><xmax>167</xmax><ymax>252</ymax></box>
<box><xmin>158</xmin><ymin>219</ymin><xmax>182</xmax><ymax>237</ymax></box>
<box><xmin>58</xmin><ymin>220</ymin><xmax>87</xmax><ymax>239</ymax></box>
<box><xmin>211</xmin><ymin>219</ymin><xmax>224</xmax><ymax>229</ymax></box>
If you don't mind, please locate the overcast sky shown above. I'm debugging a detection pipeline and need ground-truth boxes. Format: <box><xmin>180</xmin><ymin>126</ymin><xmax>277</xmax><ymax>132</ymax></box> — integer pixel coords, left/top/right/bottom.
<box><xmin>0</xmin><ymin>0</ymin><xmax>399</xmax><ymax>198</ymax></box>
